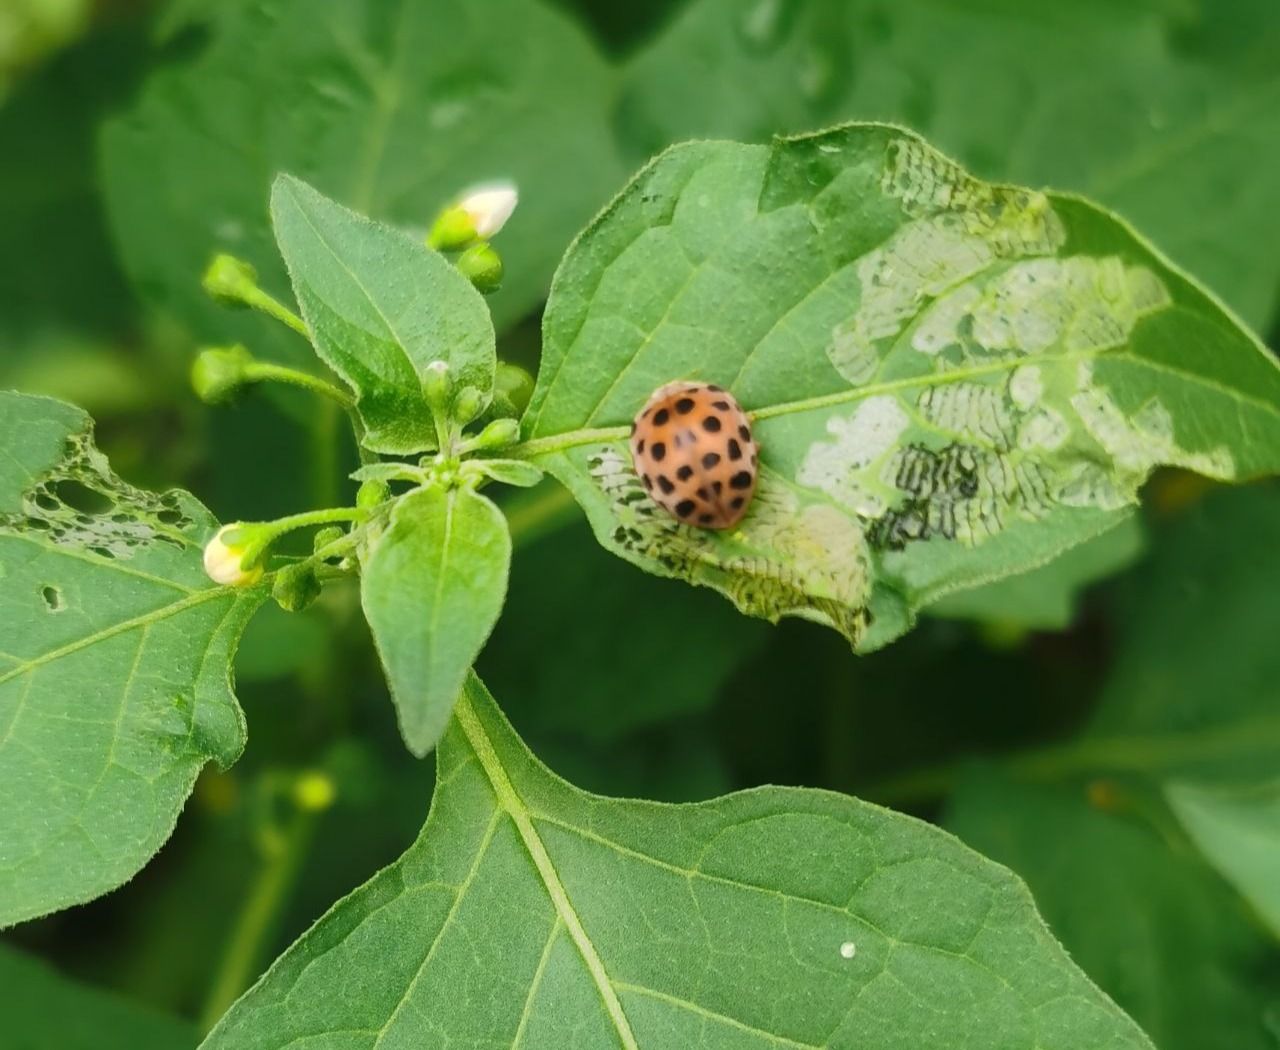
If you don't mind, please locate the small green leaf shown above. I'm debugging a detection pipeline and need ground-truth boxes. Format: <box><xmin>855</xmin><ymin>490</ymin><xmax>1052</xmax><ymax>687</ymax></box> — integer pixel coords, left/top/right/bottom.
<box><xmin>203</xmin><ymin>673</ymin><xmax>1153</xmax><ymax>1049</ymax></box>
<box><xmin>524</xmin><ymin>124</ymin><xmax>1280</xmax><ymax>652</ymax></box>
<box><xmin>1166</xmin><ymin>779</ymin><xmax>1280</xmax><ymax>938</ymax></box>
<box><xmin>475</xmin><ymin>458</ymin><xmax>544</xmax><ymax>488</ymax></box>
<box><xmin>270</xmin><ymin>174</ymin><xmax>495</xmax><ymax>455</ymax></box>
<box><xmin>0</xmin><ymin>943</ymin><xmax>197</xmax><ymax>1049</ymax></box>
<box><xmin>0</xmin><ymin>392</ymin><xmax>262</xmax><ymax>927</ymax></box>
<box><xmin>360</xmin><ymin>487</ymin><xmax>510</xmax><ymax>756</ymax></box>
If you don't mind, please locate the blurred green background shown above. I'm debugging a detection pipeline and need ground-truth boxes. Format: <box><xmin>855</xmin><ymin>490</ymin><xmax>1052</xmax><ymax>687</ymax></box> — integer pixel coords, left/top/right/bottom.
<box><xmin>1</xmin><ymin>0</ymin><xmax>1278</xmax><ymax>1046</ymax></box>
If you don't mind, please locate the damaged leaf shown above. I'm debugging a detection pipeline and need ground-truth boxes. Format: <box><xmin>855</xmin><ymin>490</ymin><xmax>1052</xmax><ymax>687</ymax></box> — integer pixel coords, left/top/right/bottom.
<box><xmin>0</xmin><ymin>392</ymin><xmax>262</xmax><ymax>926</ymax></box>
<box><xmin>522</xmin><ymin>124</ymin><xmax>1280</xmax><ymax>650</ymax></box>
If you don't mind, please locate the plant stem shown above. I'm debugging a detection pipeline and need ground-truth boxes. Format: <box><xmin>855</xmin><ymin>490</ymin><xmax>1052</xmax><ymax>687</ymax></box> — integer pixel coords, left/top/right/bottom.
<box><xmin>198</xmin><ymin>806</ymin><xmax>318</xmax><ymax>1032</ymax></box>
<box><xmin>242</xmin><ymin>287</ymin><xmax>310</xmax><ymax>338</ymax></box>
<box><xmin>242</xmin><ymin>361</ymin><xmax>353</xmax><ymax>409</ymax></box>
<box><xmin>503</xmin><ymin>426</ymin><xmax>630</xmax><ymax>461</ymax></box>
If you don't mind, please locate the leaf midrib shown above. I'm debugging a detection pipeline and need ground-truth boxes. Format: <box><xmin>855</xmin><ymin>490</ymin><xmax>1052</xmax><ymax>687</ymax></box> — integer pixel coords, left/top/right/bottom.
<box><xmin>453</xmin><ymin>693</ymin><xmax>639</xmax><ymax>1050</ymax></box>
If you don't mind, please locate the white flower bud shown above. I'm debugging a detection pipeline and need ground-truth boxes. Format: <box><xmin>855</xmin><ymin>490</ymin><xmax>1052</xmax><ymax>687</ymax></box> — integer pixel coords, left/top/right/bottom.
<box><xmin>203</xmin><ymin>525</ymin><xmax>263</xmax><ymax>587</ymax></box>
<box><xmin>458</xmin><ymin>181</ymin><xmax>517</xmax><ymax>239</ymax></box>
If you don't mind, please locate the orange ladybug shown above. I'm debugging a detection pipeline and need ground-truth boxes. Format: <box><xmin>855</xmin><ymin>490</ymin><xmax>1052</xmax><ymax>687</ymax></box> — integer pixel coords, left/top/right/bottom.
<box><xmin>629</xmin><ymin>381</ymin><xmax>759</xmax><ymax>529</ymax></box>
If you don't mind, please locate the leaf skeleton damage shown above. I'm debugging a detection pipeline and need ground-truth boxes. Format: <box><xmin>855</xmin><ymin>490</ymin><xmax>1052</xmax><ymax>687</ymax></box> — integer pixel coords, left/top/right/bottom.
<box><xmin>588</xmin><ymin>135</ymin><xmax>1235</xmax><ymax>647</ymax></box>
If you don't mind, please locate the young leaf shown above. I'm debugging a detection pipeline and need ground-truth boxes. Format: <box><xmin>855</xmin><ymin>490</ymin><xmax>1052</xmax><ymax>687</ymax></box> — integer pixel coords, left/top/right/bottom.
<box><xmin>360</xmin><ymin>487</ymin><xmax>510</xmax><ymax>756</ymax></box>
<box><xmin>522</xmin><ymin>124</ymin><xmax>1280</xmax><ymax>652</ymax></box>
<box><xmin>202</xmin><ymin>674</ymin><xmax>1153</xmax><ymax>1049</ymax></box>
<box><xmin>0</xmin><ymin>943</ymin><xmax>197</xmax><ymax>1049</ymax></box>
<box><xmin>270</xmin><ymin>175</ymin><xmax>495</xmax><ymax>454</ymax></box>
<box><xmin>1166</xmin><ymin>779</ymin><xmax>1280</xmax><ymax>938</ymax></box>
<box><xmin>0</xmin><ymin>392</ymin><xmax>262</xmax><ymax>927</ymax></box>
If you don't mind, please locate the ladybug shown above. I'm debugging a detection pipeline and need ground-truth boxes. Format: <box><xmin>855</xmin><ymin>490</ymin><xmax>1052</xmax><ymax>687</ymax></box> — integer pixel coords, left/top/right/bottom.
<box><xmin>629</xmin><ymin>381</ymin><xmax>759</xmax><ymax>529</ymax></box>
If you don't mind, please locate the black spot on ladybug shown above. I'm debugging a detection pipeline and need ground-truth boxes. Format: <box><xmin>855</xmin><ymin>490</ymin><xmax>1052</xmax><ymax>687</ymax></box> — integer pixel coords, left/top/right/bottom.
<box><xmin>702</xmin><ymin>416</ymin><xmax>722</xmax><ymax>433</ymax></box>
<box><xmin>653</xmin><ymin>408</ymin><xmax>670</xmax><ymax>426</ymax></box>
<box><xmin>642</xmin><ymin>474</ymin><xmax>653</xmax><ymax>490</ymax></box>
<box><xmin>698</xmin><ymin>513</ymin><xmax>715</xmax><ymax>524</ymax></box>
<box><xmin>707</xmin><ymin>384</ymin><xmax>724</xmax><ymax>392</ymax></box>
<box><xmin>712</xmin><ymin>481</ymin><xmax>723</xmax><ymax>494</ymax></box>
<box><xmin>730</xmin><ymin>496</ymin><xmax>745</xmax><ymax>510</ymax></box>
<box><xmin>727</xmin><ymin>439</ymin><xmax>742</xmax><ymax>461</ymax></box>
<box><xmin>675</xmin><ymin>499</ymin><xmax>696</xmax><ymax>518</ymax></box>
<box><xmin>657</xmin><ymin>475</ymin><xmax>675</xmax><ymax>494</ymax></box>
<box><xmin>712</xmin><ymin>400</ymin><xmax>731</xmax><ymax>410</ymax></box>
<box><xmin>651</xmin><ymin>442</ymin><xmax>666</xmax><ymax>462</ymax></box>
<box><xmin>636</xmin><ymin>439</ymin><xmax>645</xmax><ymax>454</ymax></box>
<box><xmin>675</xmin><ymin>397</ymin><xmax>695</xmax><ymax>414</ymax></box>
<box><xmin>676</xmin><ymin>465</ymin><xmax>693</xmax><ymax>481</ymax></box>
<box><xmin>701</xmin><ymin>452</ymin><xmax>721</xmax><ymax>469</ymax></box>
<box><xmin>696</xmin><ymin>487</ymin><xmax>709</xmax><ymax>500</ymax></box>
<box><xmin>730</xmin><ymin>471</ymin><xmax>752</xmax><ymax>490</ymax></box>
<box><xmin>738</xmin><ymin>425</ymin><xmax>751</xmax><ymax>441</ymax></box>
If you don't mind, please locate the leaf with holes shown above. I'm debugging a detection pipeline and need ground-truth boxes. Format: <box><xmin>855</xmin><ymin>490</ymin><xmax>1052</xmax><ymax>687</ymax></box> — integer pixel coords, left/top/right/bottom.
<box><xmin>360</xmin><ymin>486</ymin><xmax>510</xmax><ymax>757</ymax></box>
<box><xmin>521</xmin><ymin>124</ymin><xmax>1280</xmax><ymax>652</ymax></box>
<box><xmin>202</xmin><ymin>673</ymin><xmax>1154</xmax><ymax>1050</ymax></box>
<box><xmin>0</xmin><ymin>392</ymin><xmax>263</xmax><ymax>927</ymax></box>
<box><xmin>271</xmin><ymin>174</ymin><xmax>496</xmax><ymax>454</ymax></box>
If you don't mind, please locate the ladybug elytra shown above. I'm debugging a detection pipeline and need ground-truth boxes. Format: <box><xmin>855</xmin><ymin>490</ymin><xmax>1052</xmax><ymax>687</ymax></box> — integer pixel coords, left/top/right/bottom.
<box><xmin>629</xmin><ymin>381</ymin><xmax>759</xmax><ymax>529</ymax></box>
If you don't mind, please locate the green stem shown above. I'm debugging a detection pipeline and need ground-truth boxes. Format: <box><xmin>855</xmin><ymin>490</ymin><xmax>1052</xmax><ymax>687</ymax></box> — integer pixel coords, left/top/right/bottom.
<box><xmin>503</xmin><ymin>426</ymin><xmax>629</xmax><ymax>461</ymax></box>
<box><xmin>198</xmin><ymin>806</ymin><xmax>318</xmax><ymax>1032</ymax></box>
<box><xmin>241</xmin><ymin>287</ymin><xmax>310</xmax><ymax>338</ymax></box>
<box><xmin>242</xmin><ymin>361</ymin><xmax>353</xmax><ymax>409</ymax></box>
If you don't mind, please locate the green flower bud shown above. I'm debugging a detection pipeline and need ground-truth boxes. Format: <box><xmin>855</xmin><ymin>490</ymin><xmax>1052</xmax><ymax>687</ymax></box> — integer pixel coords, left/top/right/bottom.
<box><xmin>456</xmin><ymin>242</ymin><xmax>503</xmax><ymax>293</ymax></box>
<box><xmin>469</xmin><ymin>417</ymin><xmax>519</xmax><ymax>452</ymax></box>
<box><xmin>202</xmin><ymin>254</ymin><xmax>260</xmax><ymax>307</ymax></box>
<box><xmin>272</xmin><ymin>561</ymin><xmax>321</xmax><ymax>613</ymax></box>
<box><xmin>452</xmin><ymin>386</ymin><xmax>485</xmax><ymax>426</ymax></box>
<box><xmin>312</xmin><ymin>526</ymin><xmax>345</xmax><ymax>554</ymax></box>
<box><xmin>191</xmin><ymin>344</ymin><xmax>253</xmax><ymax>403</ymax></box>
<box><xmin>356</xmin><ymin>479</ymin><xmax>390</xmax><ymax>510</ymax></box>
<box><xmin>425</xmin><ymin>205</ymin><xmax>477</xmax><ymax>252</ymax></box>
<box><xmin>494</xmin><ymin>361</ymin><xmax>534</xmax><ymax>417</ymax></box>
<box><xmin>421</xmin><ymin>360</ymin><xmax>453</xmax><ymax>417</ymax></box>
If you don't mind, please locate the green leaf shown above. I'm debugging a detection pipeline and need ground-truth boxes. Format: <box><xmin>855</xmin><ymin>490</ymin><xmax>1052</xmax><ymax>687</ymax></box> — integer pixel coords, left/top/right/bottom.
<box><xmin>0</xmin><ymin>392</ymin><xmax>262</xmax><ymax>927</ymax></box>
<box><xmin>0</xmin><ymin>943</ymin><xmax>197</xmax><ymax>1049</ymax></box>
<box><xmin>1166</xmin><ymin>779</ymin><xmax>1280</xmax><ymax>938</ymax></box>
<box><xmin>100</xmin><ymin>0</ymin><xmax>624</xmax><ymax>354</ymax></box>
<box><xmin>946</xmin><ymin>769</ymin><xmax>1279</xmax><ymax>1050</ymax></box>
<box><xmin>360</xmin><ymin>487</ymin><xmax>510</xmax><ymax>756</ymax></box>
<box><xmin>927</xmin><ymin>513</ymin><xmax>1145</xmax><ymax>631</ymax></box>
<box><xmin>618</xmin><ymin>0</ymin><xmax>1280</xmax><ymax>332</ymax></box>
<box><xmin>1084</xmin><ymin>484</ymin><xmax>1280</xmax><ymax>781</ymax></box>
<box><xmin>270</xmin><ymin>174</ymin><xmax>495</xmax><ymax>455</ymax></box>
<box><xmin>524</xmin><ymin>124</ymin><xmax>1280</xmax><ymax>653</ymax></box>
<box><xmin>203</xmin><ymin>674</ymin><xmax>1154</xmax><ymax>1049</ymax></box>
